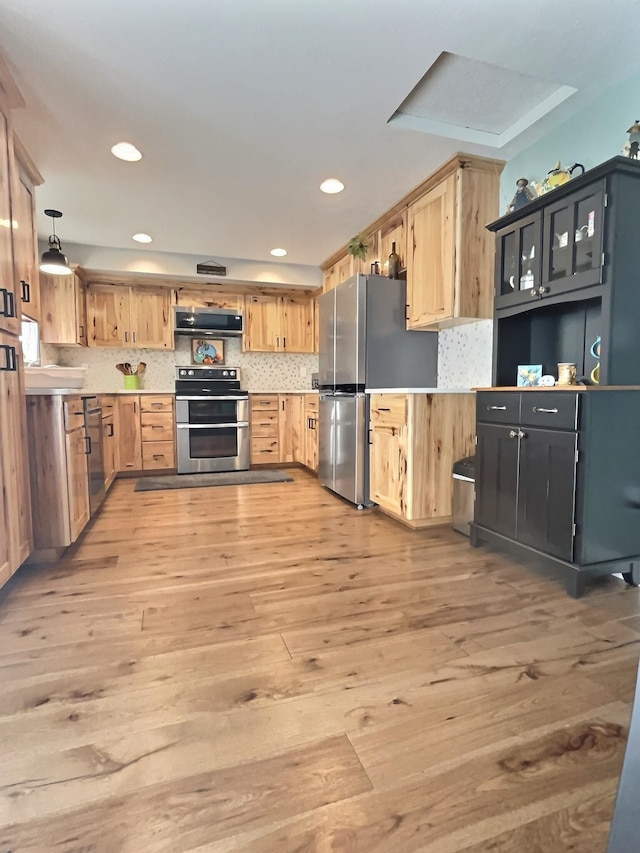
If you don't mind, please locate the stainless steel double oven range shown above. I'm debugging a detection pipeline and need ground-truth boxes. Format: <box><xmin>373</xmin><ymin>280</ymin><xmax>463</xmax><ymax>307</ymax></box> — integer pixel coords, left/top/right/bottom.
<box><xmin>175</xmin><ymin>366</ymin><xmax>249</xmax><ymax>474</ymax></box>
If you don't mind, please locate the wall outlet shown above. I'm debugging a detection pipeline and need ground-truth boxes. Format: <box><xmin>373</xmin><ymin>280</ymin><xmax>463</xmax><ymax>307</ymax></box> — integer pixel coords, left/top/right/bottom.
<box><xmin>300</xmin><ymin>366</ymin><xmax>307</xmax><ymax>377</ymax></box>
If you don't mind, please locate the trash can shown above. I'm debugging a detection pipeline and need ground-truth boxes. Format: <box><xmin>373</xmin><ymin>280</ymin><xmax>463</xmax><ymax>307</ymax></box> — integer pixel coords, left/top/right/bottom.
<box><xmin>452</xmin><ymin>455</ymin><xmax>475</xmax><ymax>537</ymax></box>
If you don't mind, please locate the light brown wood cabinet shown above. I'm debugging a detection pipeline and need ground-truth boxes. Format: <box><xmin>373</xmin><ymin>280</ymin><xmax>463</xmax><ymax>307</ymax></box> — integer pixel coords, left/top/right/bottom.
<box><xmin>279</xmin><ymin>394</ymin><xmax>304</xmax><ymax>463</ymax></box>
<box><xmin>174</xmin><ymin>287</ymin><xmax>244</xmax><ymax>313</ymax></box>
<box><xmin>26</xmin><ymin>394</ymin><xmax>89</xmax><ymax>550</ymax></box>
<box><xmin>0</xmin><ymin>110</ymin><xmax>20</xmax><ymax>337</ymax></box>
<box><xmin>304</xmin><ymin>393</ymin><xmax>319</xmax><ymax>471</ymax></box>
<box><xmin>250</xmin><ymin>394</ymin><xmax>280</xmax><ymax>464</ymax></box>
<box><xmin>12</xmin><ymin>142</ymin><xmax>42</xmax><ymax>323</ymax></box>
<box><xmin>0</xmin><ymin>334</ymin><xmax>32</xmax><ymax>577</ymax></box>
<box><xmin>245</xmin><ymin>294</ymin><xmax>314</xmax><ymax>353</ymax></box>
<box><xmin>86</xmin><ymin>283</ymin><xmax>173</xmax><ymax>349</ymax></box>
<box><xmin>322</xmin><ymin>263</ymin><xmax>339</xmax><ymax>293</ymax></box>
<box><xmin>40</xmin><ymin>270</ymin><xmax>88</xmax><ymax>346</ymax></box>
<box><xmin>406</xmin><ymin>160</ymin><xmax>500</xmax><ymax>330</ymax></box>
<box><xmin>115</xmin><ymin>394</ymin><xmax>175</xmax><ymax>472</ymax></box>
<box><xmin>102</xmin><ymin>412</ymin><xmax>117</xmax><ymax>491</ymax></box>
<box><xmin>369</xmin><ymin>393</ymin><xmax>475</xmax><ymax>527</ymax></box>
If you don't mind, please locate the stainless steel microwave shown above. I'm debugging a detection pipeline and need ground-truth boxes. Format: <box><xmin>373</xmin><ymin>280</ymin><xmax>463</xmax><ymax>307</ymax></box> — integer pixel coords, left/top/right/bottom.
<box><xmin>174</xmin><ymin>306</ymin><xmax>244</xmax><ymax>337</ymax></box>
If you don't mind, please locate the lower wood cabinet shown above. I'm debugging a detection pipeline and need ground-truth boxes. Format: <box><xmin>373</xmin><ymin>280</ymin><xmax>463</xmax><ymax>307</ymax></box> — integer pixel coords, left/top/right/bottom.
<box><xmin>102</xmin><ymin>413</ymin><xmax>117</xmax><ymax>490</ymax></box>
<box><xmin>250</xmin><ymin>392</ymin><xmax>319</xmax><ymax>471</ymax></box>
<box><xmin>26</xmin><ymin>394</ymin><xmax>89</xmax><ymax>550</ymax></box>
<box><xmin>369</xmin><ymin>392</ymin><xmax>475</xmax><ymax>527</ymax></box>
<box><xmin>0</xmin><ymin>334</ymin><xmax>32</xmax><ymax>585</ymax></box>
<box><xmin>116</xmin><ymin>394</ymin><xmax>175</xmax><ymax>472</ymax></box>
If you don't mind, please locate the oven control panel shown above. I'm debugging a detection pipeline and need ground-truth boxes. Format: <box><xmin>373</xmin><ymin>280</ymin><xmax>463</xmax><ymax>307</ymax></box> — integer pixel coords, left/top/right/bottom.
<box><xmin>176</xmin><ymin>367</ymin><xmax>237</xmax><ymax>379</ymax></box>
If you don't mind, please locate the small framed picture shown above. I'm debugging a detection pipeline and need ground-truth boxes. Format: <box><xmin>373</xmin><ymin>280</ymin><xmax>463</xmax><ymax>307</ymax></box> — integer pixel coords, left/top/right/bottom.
<box><xmin>517</xmin><ymin>364</ymin><xmax>543</xmax><ymax>387</ymax></box>
<box><xmin>191</xmin><ymin>338</ymin><xmax>225</xmax><ymax>365</ymax></box>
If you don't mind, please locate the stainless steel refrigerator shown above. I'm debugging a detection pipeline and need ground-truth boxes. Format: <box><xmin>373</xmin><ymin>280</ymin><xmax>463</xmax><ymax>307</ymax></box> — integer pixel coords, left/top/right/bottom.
<box><xmin>318</xmin><ymin>274</ymin><xmax>438</xmax><ymax>507</ymax></box>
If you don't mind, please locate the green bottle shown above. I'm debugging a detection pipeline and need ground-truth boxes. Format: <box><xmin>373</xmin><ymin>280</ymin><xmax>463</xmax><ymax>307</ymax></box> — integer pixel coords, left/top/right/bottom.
<box><xmin>388</xmin><ymin>241</ymin><xmax>400</xmax><ymax>279</ymax></box>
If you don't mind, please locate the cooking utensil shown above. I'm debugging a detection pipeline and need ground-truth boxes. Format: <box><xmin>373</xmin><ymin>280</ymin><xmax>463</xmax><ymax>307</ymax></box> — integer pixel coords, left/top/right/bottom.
<box><xmin>115</xmin><ymin>363</ymin><xmax>128</xmax><ymax>375</ymax></box>
<box><xmin>123</xmin><ymin>362</ymin><xmax>132</xmax><ymax>375</ymax></box>
<box><xmin>137</xmin><ymin>362</ymin><xmax>146</xmax><ymax>375</ymax></box>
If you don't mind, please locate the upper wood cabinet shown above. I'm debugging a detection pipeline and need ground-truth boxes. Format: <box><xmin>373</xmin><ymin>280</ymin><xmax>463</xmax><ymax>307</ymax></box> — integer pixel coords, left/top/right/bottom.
<box><xmin>12</xmin><ymin>144</ymin><xmax>42</xmax><ymax>324</ymax></box>
<box><xmin>174</xmin><ymin>287</ymin><xmax>244</xmax><ymax>313</ymax></box>
<box><xmin>0</xmin><ymin>111</ymin><xmax>19</xmax><ymax>337</ymax></box>
<box><xmin>407</xmin><ymin>162</ymin><xmax>500</xmax><ymax>330</ymax></box>
<box><xmin>244</xmin><ymin>294</ymin><xmax>314</xmax><ymax>353</ymax></box>
<box><xmin>320</xmin><ymin>154</ymin><xmax>503</xmax><ymax>329</ymax></box>
<box><xmin>40</xmin><ymin>270</ymin><xmax>88</xmax><ymax>346</ymax></box>
<box><xmin>86</xmin><ymin>283</ymin><xmax>173</xmax><ymax>349</ymax></box>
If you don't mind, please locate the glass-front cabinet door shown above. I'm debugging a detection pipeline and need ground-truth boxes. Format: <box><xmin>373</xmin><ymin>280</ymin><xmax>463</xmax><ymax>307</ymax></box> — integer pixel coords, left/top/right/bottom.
<box><xmin>494</xmin><ymin>210</ymin><xmax>542</xmax><ymax>309</ymax></box>
<box><xmin>541</xmin><ymin>181</ymin><xmax>605</xmax><ymax>296</ymax></box>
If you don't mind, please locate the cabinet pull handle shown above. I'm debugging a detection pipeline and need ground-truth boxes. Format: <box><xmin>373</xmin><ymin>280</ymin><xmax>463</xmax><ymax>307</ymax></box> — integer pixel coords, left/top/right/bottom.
<box><xmin>533</xmin><ymin>407</ymin><xmax>559</xmax><ymax>414</ymax></box>
<box><xmin>518</xmin><ymin>430</ymin><xmax>527</xmax><ymax>439</ymax></box>
<box><xmin>487</xmin><ymin>405</ymin><xmax>507</xmax><ymax>411</ymax></box>
<box><xmin>259</xmin><ymin>400</ymin><xmax>270</xmax><ymax>405</ymax></box>
<box><xmin>124</xmin><ymin>331</ymin><xmax>128</xmax><ymax>343</ymax></box>
<box><xmin>0</xmin><ymin>288</ymin><xmax>16</xmax><ymax>318</ymax></box>
<box><xmin>151</xmin><ymin>425</ymin><xmax>163</xmax><ymax>430</ymax></box>
<box><xmin>405</xmin><ymin>304</ymin><xmax>410</xmax><ymax>321</ymax></box>
<box><xmin>509</xmin><ymin>429</ymin><xmax>518</xmax><ymax>438</ymax></box>
<box><xmin>0</xmin><ymin>345</ymin><xmax>17</xmax><ymax>371</ymax></box>
<box><xmin>133</xmin><ymin>401</ymin><xmax>137</xmax><ymax>413</ymax></box>
<box><xmin>378</xmin><ymin>407</ymin><xmax>391</xmax><ymax>412</ymax></box>
<box><xmin>282</xmin><ymin>400</ymin><xmax>285</xmax><ymax>411</ymax></box>
<box><xmin>283</xmin><ymin>337</ymin><xmax>286</xmax><ymax>348</ymax></box>
<box><xmin>368</xmin><ymin>428</ymin><xmax>372</xmax><ymax>445</ymax></box>
<box><xmin>133</xmin><ymin>331</ymin><xmax>137</xmax><ymax>343</ymax></box>
<box><xmin>152</xmin><ymin>402</ymin><xmax>163</xmax><ymax>407</ymax></box>
<box><xmin>276</xmin><ymin>336</ymin><xmax>280</xmax><ymax>348</ymax></box>
<box><xmin>153</xmin><ymin>454</ymin><xmax>164</xmax><ymax>460</ymax></box>
<box><xmin>84</xmin><ymin>435</ymin><xmax>92</xmax><ymax>455</ymax></box>
<box><xmin>20</xmin><ymin>280</ymin><xmax>31</xmax><ymax>303</ymax></box>
<box><xmin>78</xmin><ymin>324</ymin><xmax>85</xmax><ymax>338</ymax></box>
<box><xmin>108</xmin><ymin>423</ymin><xmax>114</xmax><ymax>437</ymax></box>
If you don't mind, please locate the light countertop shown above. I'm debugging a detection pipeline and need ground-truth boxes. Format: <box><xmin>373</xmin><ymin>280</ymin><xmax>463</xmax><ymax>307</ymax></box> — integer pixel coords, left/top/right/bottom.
<box><xmin>248</xmin><ymin>389</ymin><xmax>318</xmax><ymax>395</ymax></box>
<box><xmin>365</xmin><ymin>387</ymin><xmax>475</xmax><ymax>394</ymax></box>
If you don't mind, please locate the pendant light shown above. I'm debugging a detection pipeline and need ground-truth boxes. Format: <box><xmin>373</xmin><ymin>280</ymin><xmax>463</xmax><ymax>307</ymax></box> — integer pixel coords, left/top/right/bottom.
<box><xmin>40</xmin><ymin>209</ymin><xmax>72</xmax><ymax>275</ymax></box>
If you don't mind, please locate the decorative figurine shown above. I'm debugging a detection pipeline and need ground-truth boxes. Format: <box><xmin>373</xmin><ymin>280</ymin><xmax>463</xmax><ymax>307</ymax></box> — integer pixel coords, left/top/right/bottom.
<box><xmin>507</xmin><ymin>178</ymin><xmax>536</xmax><ymax>213</ymax></box>
<box><xmin>625</xmin><ymin>121</ymin><xmax>640</xmax><ymax>158</ymax></box>
<box><xmin>537</xmin><ymin>161</ymin><xmax>585</xmax><ymax>195</ymax></box>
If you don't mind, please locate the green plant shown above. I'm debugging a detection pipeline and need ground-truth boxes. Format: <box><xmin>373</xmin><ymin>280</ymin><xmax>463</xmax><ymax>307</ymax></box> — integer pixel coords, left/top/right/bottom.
<box><xmin>348</xmin><ymin>232</ymin><xmax>368</xmax><ymax>261</ymax></box>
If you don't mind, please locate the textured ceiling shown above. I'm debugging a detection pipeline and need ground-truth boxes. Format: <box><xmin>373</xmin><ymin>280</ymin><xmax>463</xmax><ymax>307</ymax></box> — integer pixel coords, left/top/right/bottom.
<box><xmin>0</xmin><ymin>0</ymin><xmax>639</xmax><ymax>268</ymax></box>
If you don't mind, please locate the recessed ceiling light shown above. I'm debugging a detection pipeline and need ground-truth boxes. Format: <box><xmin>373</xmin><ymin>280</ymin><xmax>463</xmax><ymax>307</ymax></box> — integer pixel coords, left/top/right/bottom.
<box><xmin>132</xmin><ymin>233</ymin><xmax>153</xmax><ymax>243</ymax></box>
<box><xmin>270</xmin><ymin>248</ymin><xmax>287</xmax><ymax>257</ymax></box>
<box><xmin>111</xmin><ymin>142</ymin><xmax>143</xmax><ymax>162</ymax></box>
<box><xmin>320</xmin><ymin>178</ymin><xmax>344</xmax><ymax>194</ymax></box>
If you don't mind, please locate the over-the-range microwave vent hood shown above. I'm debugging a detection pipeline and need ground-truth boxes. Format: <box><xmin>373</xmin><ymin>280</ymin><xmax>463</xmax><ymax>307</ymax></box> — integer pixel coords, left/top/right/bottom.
<box><xmin>173</xmin><ymin>306</ymin><xmax>244</xmax><ymax>337</ymax></box>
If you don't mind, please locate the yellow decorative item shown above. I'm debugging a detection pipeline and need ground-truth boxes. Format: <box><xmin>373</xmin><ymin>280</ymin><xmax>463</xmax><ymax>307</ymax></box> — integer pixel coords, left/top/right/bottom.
<box><xmin>590</xmin><ymin>363</ymin><xmax>600</xmax><ymax>384</ymax></box>
<box><xmin>538</xmin><ymin>161</ymin><xmax>585</xmax><ymax>195</ymax></box>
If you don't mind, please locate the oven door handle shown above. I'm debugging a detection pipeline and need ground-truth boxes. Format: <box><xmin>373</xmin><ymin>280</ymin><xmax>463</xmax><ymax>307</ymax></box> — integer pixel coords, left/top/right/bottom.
<box><xmin>175</xmin><ymin>395</ymin><xmax>248</xmax><ymax>401</ymax></box>
<box><xmin>176</xmin><ymin>422</ymin><xmax>249</xmax><ymax>429</ymax></box>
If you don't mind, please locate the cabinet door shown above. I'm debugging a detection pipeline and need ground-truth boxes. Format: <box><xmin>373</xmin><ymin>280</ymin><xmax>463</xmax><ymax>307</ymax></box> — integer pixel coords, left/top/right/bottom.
<box><xmin>516</xmin><ymin>427</ymin><xmax>577</xmax><ymax>561</ymax></box>
<box><xmin>0</xmin><ymin>333</ymin><xmax>32</xmax><ymax>574</ymax></box>
<box><xmin>245</xmin><ymin>294</ymin><xmax>279</xmax><ymax>352</ymax></box>
<box><xmin>0</xmin><ymin>112</ymin><xmax>19</xmax><ymax>336</ymax></box>
<box><xmin>379</xmin><ymin>212</ymin><xmax>407</xmax><ymax>277</ymax></box>
<box><xmin>174</xmin><ymin>288</ymin><xmax>244</xmax><ymax>312</ymax></box>
<box><xmin>116</xmin><ymin>395</ymin><xmax>142</xmax><ymax>471</ymax></box>
<box><xmin>280</xmin><ymin>296</ymin><xmax>314</xmax><ymax>353</ymax></box>
<box><xmin>322</xmin><ymin>264</ymin><xmax>338</xmax><ymax>293</ymax></box>
<box><xmin>278</xmin><ymin>394</ymin><xmax>304</xmax><ymax>463</ymax></box>
<box><xmin>65</xmin><ymin>427</ymin><xmax>90</xmax><ymax>542</ymax></box>
<box><xmin>337</xmin><ymin>254</ymin><xmax>353</xmax><ymax>285</ymax></box>
<box><xmin>406</xmin><ymin>174</ymin><xmax>456</xmax><ymax>329</ymax></box>
<box><xmin>370</xmin><ymin>424</ymin><xmax>406</xmax><ymax>516</ymax></box>
<box><xmin>494</xmin><ymin>211</ymin><xmax>543</xmax><ymax>310</ymax></box>
<box><xmin>129</xmin><ymin>286</ymin><xmax>173</xmax><ymax>349</ymax></box>
<box><xmin>40</xmin><ymin>272</ymin><xmax>86</xmax><ymax>346</ymax></box>
<box><xmin>102</xmin><ymin>416</ymin><xmax>117</xmax><ymax>490</ymax></box>
<box><xmin>13</xmin><ymin>168</ymin><xmax>40</xmax><ymax>322</ymax></box>
<box><xmin>474</xmin><ymin>422</ymin><xmax>519</xmax><ymax>538</ymax></box>
<box><xmin>541</xmin><ymin>182</ymin><xmax>605</xmax><ymax>297</ymax></box>
<box><xmin>87</xmin><ymin>283</ymin><xmax>129</xmax><ymax>347</ymax></box>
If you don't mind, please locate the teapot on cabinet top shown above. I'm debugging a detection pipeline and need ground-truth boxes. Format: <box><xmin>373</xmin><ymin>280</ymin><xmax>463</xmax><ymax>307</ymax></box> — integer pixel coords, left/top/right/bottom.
<box><xmin>536</xmin><ymin>161</ymin><xmax>585</xmax><ymax>195</ymax></box>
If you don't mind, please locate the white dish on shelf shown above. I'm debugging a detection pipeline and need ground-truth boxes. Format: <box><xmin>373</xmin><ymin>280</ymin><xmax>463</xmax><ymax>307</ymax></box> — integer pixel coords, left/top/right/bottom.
<box><xmin>24</xmin><ymin>365</ymin><xmax>88</xmax><ymax>390</ymax></box>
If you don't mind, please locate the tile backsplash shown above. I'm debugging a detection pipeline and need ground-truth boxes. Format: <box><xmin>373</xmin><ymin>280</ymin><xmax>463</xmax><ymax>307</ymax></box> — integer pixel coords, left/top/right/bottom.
<box><xmin>42</xmin><ymin>338</ymin><xmax>319</xmax><ymax>392</ymax></box>
<box><xmin>41</xmin><ymin>320</ymin><xmax>494</xmax><ymax>393</ymax></box>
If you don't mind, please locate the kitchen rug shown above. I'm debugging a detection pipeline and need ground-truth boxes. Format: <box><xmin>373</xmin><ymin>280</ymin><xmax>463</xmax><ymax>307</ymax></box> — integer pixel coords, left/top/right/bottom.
<box><xmin>134</xmin><ymin>470</ymin><xmax>294</xmax><ymax>492</ymax></box>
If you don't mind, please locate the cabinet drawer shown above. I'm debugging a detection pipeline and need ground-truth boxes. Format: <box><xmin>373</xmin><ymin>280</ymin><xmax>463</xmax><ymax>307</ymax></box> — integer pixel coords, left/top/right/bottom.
<box><xmin>141</xmin><ymin>417</ymin><xmax>175</xmax><ymax>441</ymax></box>
<box><xmin>370</xmin><ymin>394</ymin><xmax>407</xmax><ymax>425</ymax></box>
<box><xmin>305</xmin><ymin>394</ymin><xmax>319</xmax><ymax>414</ymax></box>
<box><xmin>141</xmin><ymin>395</ymin><xmax>174</xmax><ymax>413</ymax></box>
<box><xmin>142</xmin><ymin>441</ymin><xmax>175</xmax><ymax>470</ymax></box>
<box><xmin>100</xmin><ymin>395</ymin><xmax>116</xmax><ymax>415</ymax></box>
<box><xmin>251</xmin><ymin>395</ymin><xmax>279</xmax><ymax>411</ymax></box>
<box><xmin>476</xmin><ymin>392</ymin><xmax>521</xmax><ymax>424</ymax></box>
<box><xmin>63</xmin><ymin>397</ymin><xmax>85</xmax><ymax>432</ymax></box>
<box><xmin>519</xmin><ymin>392</ymin><xmax>579</xmax><ymax>430</ymax></box>
<box><xmin>251</xmin><ymin>412</ymin><xmax>279</xmax><ymax>436</ymax></box>
<box><xmin>251</xmin><ymin>437</ymin><xmax>279</xmax><ymax>457</ymax></box>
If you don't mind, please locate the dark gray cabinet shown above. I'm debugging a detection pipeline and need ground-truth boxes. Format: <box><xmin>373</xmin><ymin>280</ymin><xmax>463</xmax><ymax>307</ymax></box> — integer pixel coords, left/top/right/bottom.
<box><xmin>471</xmin><ymin>390</ymin><xmax>640</xmax><ymax>596</ymax></box>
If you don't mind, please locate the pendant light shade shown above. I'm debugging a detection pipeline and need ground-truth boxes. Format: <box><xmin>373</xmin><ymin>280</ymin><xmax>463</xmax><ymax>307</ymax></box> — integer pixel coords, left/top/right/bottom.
<box><xmin>40</xmin><ymin>209</ymin><xmax>72</xmax><ymax>275</ymax></box>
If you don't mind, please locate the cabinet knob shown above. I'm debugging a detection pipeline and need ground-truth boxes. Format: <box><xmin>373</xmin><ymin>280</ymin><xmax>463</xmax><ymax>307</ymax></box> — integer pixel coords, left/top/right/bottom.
<box><xmin>509</xmin><ymin>429</ymin><xmax>518</xmax><ymax>438</ymax></box>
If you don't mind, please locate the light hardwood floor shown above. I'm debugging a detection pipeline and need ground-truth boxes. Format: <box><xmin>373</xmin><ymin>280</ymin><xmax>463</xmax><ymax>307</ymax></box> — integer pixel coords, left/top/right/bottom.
<box><xmin>0</xmin><ymin>470</ymin><xmax>638</xmax><ymax>852</ymax></box>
